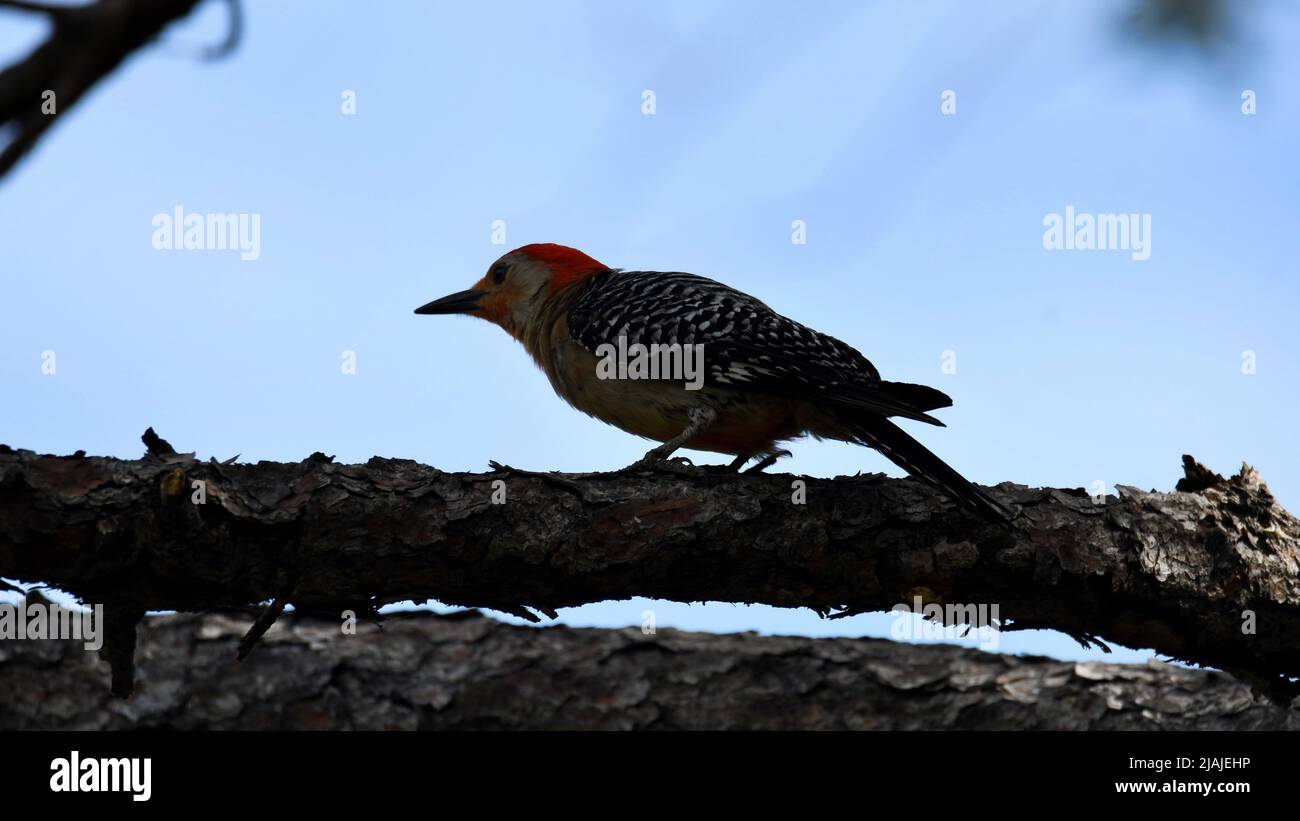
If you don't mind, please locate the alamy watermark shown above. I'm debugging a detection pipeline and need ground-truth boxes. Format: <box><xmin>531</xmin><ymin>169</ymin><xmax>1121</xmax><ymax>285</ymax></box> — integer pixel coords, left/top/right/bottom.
<box><xmin>0</xmin><ymin>597</ymin><xmax>103</xmax><ymax>651</ymax></box>
<box><xmin>151</xmin><ymin>206</ymin><xmax>261</xmax><ymax>261</ymax></box>
<box><xmin>50</xmin><ymin>751</ymin><xmax>151</xmax><ymax>802</ymax></box>
<box><xmin>890</xmin><ymin>595</ymin><xmax>1001</xmax><ymax>651</ymax></box>
<box><xmin>595</xmin><ymin>335</ymin><xmax>705</xmax><ymax>390</ymax></box>
<box><xmin>1042</xmin><ymin>205</ymin><xmax>1150</xmax><ymax>261</ymax></box>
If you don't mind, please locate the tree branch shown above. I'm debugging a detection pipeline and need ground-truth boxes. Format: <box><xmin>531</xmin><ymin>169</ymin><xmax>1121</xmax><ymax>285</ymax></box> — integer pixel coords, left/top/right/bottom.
<box><xmin>0</xmin><ymin>0</ymin><xmax>212</xmax><ymax>180</ymax></box>
<box><xmin>1</xmin><ymin>436</ymin><xmax>1297</xmax><ymax>698</ymax></box>
<box><xmin>1</xmin><ymin>608</ymin><xmax>1293</xmax><ymax>730</ymax></box>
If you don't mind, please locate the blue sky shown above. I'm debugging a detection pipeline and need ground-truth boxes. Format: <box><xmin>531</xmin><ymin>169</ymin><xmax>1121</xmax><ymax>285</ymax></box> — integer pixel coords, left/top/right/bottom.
<box><xmin>2</xmin><ymin>0</ymin><xmax>1297</xmax><ymax>664</ymax></box>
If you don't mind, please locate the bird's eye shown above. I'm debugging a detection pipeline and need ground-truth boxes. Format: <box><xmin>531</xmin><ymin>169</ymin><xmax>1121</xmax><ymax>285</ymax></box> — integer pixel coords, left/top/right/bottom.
<box><xmin>491</xmin><ymin>263</ymin><xmax>509</xmax><ymax>284</ymax></box>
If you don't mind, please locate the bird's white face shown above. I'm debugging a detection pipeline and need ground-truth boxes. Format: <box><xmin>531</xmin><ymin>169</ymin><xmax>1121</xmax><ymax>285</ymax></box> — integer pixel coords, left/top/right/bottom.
<box><xmin>414</xmin><ymin>251</ymin><xmax>556</xmax><ymax>339</ymax></box>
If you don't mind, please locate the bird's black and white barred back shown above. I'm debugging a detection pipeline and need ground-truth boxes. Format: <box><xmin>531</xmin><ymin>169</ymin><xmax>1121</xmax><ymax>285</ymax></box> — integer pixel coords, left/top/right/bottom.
<box><xmin>566</xmin><ymin>270</ymin><xmax>952</xmax><ymax>424</ymax></box>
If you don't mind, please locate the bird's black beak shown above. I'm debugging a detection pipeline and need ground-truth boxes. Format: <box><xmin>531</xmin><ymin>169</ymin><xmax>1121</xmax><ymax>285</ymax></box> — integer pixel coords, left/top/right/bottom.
<box><xmin>414</xmin><ymin>288</ymin><xmax>486</xmax><ymax>315</ymax></box>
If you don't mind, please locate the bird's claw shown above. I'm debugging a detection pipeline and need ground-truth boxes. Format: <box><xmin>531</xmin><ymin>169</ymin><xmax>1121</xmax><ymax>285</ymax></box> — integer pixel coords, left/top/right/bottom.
<box><xmin>653</xmin><ymin>457</ymin><xmax>705</xmax><ymax>476</ymax></box>
<box><xmin>743</xmin><ymin>449</ymin><xmax>793</xmax><ymax>474</ymax></box>
<box><xmin>624</xmin><ymin>455</ymin><xmax>702</xmax><ymax>476</ymax></box>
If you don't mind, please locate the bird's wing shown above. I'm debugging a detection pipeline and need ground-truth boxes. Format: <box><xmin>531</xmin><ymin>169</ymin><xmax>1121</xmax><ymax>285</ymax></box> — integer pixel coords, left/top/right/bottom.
<box><xmin>567</xmin><ymin>271</ymin><xmax>952</xmax><ymax>425</ymax></box>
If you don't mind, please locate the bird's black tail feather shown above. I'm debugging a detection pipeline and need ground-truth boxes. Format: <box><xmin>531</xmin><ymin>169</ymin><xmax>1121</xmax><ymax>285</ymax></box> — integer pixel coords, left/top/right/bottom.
<box><xmin>849</xmin><ymin>415</ymin><xmax>1010</xmax><ymax>523</ymax></box>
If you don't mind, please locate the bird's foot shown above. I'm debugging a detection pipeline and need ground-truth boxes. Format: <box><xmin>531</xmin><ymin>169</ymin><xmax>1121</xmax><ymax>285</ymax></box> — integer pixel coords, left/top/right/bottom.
<box><xmin>624</xmin><ymin>454</ymin><xmax>703</xmax><ymax>477</ymax></box>
<box><xmin>743</xmin><ymin>450</ymin><xmax>793</xmax><ymax>474</ymax></box>
<box><xmin>721</xmin><ymin>453</ymin><xmax>751</xmax><ymax>473</ymax></box>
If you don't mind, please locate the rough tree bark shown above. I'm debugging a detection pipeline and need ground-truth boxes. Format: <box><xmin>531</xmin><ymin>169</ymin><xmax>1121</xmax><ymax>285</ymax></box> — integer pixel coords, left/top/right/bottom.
<box><xmin>2</xmin><ymin>608</ymin><xmax>1294</xmax><ymax>730</ymax></box>
<box><xmin>1</xmin><ymin>433</ymin><xmax>1298</xmax><ymax>702</ymax></box>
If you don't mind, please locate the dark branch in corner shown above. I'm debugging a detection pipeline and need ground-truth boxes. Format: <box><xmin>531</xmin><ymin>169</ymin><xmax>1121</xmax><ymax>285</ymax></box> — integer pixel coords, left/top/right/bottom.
<box><xmin>1</xmin><ymin>431</ymin><xmax>1298</xmax><ymax>700</ymax></box>
<box><xmin>0</xmin><ymin>0</ymin><xmax>231</xmax><ymax>180</ymax></box>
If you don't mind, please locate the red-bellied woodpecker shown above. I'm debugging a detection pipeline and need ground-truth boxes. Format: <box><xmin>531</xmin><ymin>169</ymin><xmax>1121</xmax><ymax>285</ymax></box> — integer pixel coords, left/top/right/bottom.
<box><xmin>416</xmin><ymin>243</ymin><xmax>1008</xmax><ymax>521</ymax></box>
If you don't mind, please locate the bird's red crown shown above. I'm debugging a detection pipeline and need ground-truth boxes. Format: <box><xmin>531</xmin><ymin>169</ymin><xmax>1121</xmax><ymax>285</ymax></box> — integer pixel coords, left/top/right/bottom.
<box><xmin>516</xmin><ymin>243</ymin><xmax>609</xmax><ymax>289</ymax></box>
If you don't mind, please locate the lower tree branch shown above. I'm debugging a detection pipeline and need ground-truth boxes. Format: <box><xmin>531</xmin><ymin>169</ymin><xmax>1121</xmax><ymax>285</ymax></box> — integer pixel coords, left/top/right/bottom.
<box><xmin>0</xmin><ymin>609</ymin><xmax>1293</xmax><ymax>730</ymax></box>
<box><xmin>1</xmin><ymin>437</ymin><xmax>1298</xmax><ymax>697</ymax></box>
